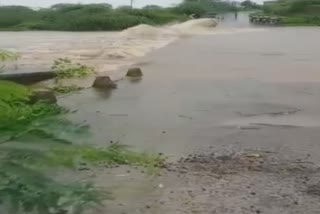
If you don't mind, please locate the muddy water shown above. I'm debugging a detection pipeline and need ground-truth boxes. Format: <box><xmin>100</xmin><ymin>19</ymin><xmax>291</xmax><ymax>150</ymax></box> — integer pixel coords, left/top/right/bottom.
<box><xmin>57</xmin><ymin>27</ymin><xmax>320</xmax><ymax>214</ymax></box>
<box><xmin>3</xmin><ymin>24</ymin><xmax>320</xmax><ymax>213</ymax></box>
<box><xmin>59</xmin><ymin>27</ymin><xmax>320</xmax><ymax>159</ymax></box>
<box><xmin>0</xmin><ymin>31</ymin><xmax>173</xmax><ymax>80</ymax></box>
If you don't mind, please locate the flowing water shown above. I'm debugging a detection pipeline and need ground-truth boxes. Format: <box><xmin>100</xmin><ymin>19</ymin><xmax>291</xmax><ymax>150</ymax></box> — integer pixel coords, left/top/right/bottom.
<box><xmin>2</xmin><ymin>15</ymin><xmax>320</xmax><ymax>213</ymax></box>
<box><xmin>57</xmin><ymin>25</ymin><xmax>320</xmax><ymax>214</ymax></box>
<box><xmin>0</xmin><ymin>17</ymin><xmax>261</xmax><ymax>79</ymax></box>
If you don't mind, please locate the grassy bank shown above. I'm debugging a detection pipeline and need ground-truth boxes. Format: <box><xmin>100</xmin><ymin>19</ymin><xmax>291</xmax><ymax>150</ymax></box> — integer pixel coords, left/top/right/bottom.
<box><xmin>0</xmin><ymin>1</ymin><xmax>237</xmax><ymax>31</ymax></box>
<box><xmin>0</xmin><ymin>49</ymin><xmax>164</xmax><ymax>213</ymax></box>
<box><xmin>0</xmin><ymin>80</ymin><xmax>165</xmax><ymax>214</ymax></box>
<box><xmin>262</xmin><ymin>0</ymin><xmax>320</xmax><ymax>26</ymax></box>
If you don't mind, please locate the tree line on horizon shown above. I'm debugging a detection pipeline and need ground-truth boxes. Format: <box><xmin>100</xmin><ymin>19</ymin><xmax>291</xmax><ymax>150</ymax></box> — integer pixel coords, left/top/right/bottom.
<box><xmin>0</xmin><ymin>0</ymin><xmax>239</xmax><ymax>31</ymax></box>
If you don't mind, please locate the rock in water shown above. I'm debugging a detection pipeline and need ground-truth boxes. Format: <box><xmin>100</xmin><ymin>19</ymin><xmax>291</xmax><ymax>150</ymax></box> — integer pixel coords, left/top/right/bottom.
<box><xmin>92</xmin><ymin>76</ymin><xmax>117</xmax><ymax>89</ymax></box>
<box><xmin>29</xmin><ymin>90</ymin><xmax>57</xmax><ymax>104</ymax></box>
<box><xmin>126</xmin><ymin>67</ymin><xmax>143</xmax><ymax>77</ymax></box>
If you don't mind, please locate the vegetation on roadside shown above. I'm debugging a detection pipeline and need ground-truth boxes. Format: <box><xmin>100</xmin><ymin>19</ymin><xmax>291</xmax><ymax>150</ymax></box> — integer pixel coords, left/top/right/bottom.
<box><xmin>52</xmin><ymin>58</ymin><xmax>95</xmax><ymax>79</ymax></box>
<box><xmin>0</xmin><ymin>49</ymin><xmax>20</xmax><ymax>71</ymax></box>
<box><xmin>0</xmin><ymin>79</ymin><xmax>164</xmax><ymax>214</ymax></box>
<box><xmin>52</xmin><ymin>85</ymin><xmax>84</xmax><ymax>94</ymax></box>
<box><xmin>260</xmin><ymin>0</ymin><xmax>320</xmax><ymax>26</ymax></box>
<box><xmin>0</xmin><ymin>1</ymin><xmax>237</xmax><ymax>31</ymax></box>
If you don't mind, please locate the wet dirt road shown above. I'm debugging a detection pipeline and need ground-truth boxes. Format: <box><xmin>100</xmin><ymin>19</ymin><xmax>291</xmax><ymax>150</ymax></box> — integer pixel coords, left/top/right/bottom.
<box><xmin>60</xmin><ymin>27</ymin><xmax>320</xmax><ymax>213</ymax></box>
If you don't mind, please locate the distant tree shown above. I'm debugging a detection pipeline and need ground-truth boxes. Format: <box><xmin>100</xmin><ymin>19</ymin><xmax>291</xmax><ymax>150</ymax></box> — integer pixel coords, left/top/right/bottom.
<box><xmin>143</xmin><ymin>5</ymin><xmax>163</xmax><ymax>10</ymax></box>
<box><xmin>241</xmin><ymin>0</ymin><xmax>260</xmax><ymax>9</ymax></box>
<box><xmin>116</xmin><ymin>5</ymin><xmax>133</xmax><ymax>10</ymax></box>
<box><xmin>174</xmin><ymin>2</ymin><xmax>207</xmax><ymax>16</ymax></box>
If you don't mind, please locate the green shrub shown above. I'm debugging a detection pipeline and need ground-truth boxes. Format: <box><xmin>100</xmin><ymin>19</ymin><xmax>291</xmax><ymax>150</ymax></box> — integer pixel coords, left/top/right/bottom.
<box><xmin>52</xmin><ymin>58</ymin><xmax>95</xmax><ymax>79</ymax></box>
<box><xmin>0</xmin><ymin>81</ymin><xmax>165</xmax><ymax>214</ymax></box>
<box><xmin>52</xmin><ymin>85</ymin><xmax>84</xmax><ymax>94</ymax></box>
<box><xmin>0</xmin><ymin>80</ymin><xmax>31</xmax><ymax>102</ymax></box>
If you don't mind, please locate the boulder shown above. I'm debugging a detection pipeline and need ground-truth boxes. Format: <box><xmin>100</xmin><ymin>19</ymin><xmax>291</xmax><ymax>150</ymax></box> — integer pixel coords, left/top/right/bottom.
<box><xmin>29</xmin><ymin>90</ymin><xmax>57</xmax><ymax>104</ymax></box>
<box><xmin>126</xmin><ymin>67</ymin><xmax>143</xmax><ymax>77</ymax></box>
<box><xmin>92</xmin><ymin>76</ymin><xmax>117</xmax><ymax>89</ymax></box>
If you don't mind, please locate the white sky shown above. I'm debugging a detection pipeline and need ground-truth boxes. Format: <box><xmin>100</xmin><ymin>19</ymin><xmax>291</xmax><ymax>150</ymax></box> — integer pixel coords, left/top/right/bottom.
<box><xmin>0</xmin><ymin>0</ymin><xmax>264</xmax><ymax>8</ymax></box>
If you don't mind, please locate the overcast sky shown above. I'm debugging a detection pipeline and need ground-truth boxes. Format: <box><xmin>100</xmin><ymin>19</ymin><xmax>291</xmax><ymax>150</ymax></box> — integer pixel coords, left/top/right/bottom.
<box><xmin>0</xmin><ymin>0</ymin><xmax>264</xmax><ymax>8</ymax></box>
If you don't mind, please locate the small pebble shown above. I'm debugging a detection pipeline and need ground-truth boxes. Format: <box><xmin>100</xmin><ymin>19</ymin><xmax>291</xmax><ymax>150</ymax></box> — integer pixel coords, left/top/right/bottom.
<box><xmin>145</xmin><ymin>205</ymin><xmax>151</xmax><ymax>209</ymax></box>
<box><xmin>162</xmin><ymin>131</ymin><xmax>166</xmax><ymax>134</ymax></box>
<box><xmin>256</xmin><ymin>209</ymin><xmax>261</xmax><ymax>214</ymax></box>
<box><xmin>250</xmin><ymin>192</ymin><xmax>256</xmax><ymax>195</ymax></box>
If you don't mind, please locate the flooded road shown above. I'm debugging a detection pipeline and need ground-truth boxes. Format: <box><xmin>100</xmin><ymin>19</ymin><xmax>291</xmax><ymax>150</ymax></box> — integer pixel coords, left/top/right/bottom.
<box><xmin>3</xmin><ymin>23</ymin><xmax>320</xmax><ymax>213</ymax></box>
<box><xmin>60</xmin><ymin>27</ymin><xmax>320</xmax><ymax>159</ymax></box>
<box><xmin>58</xmin><ymin>27</ymin><xmax>320</xmax><ymax>214</ymax></box>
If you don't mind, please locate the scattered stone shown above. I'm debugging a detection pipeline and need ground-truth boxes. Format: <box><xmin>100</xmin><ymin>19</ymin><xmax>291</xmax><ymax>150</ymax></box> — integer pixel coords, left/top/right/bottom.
<box><xmin>92</xmin><ymin>76</ymin><xmax>117</xmax><ymax>89</ymax></box>
<box><xmin>78</xmin><ymin>166</ymin><xmax>90</xmax><ymax>171</ymax></box>
<box><xmin>162</xmin><ymin>131</ymin><xmax>166</xmax><ymax>134</ymax></box>
<box><xmin>250</xmin><ymin>192</ymin><xmax>256</xmax><ymax>195</ymax></box>
<box><xmin>256</xmin><ymin>209</ymin><xmax>261</xmax><ymax>214</ymax></box>
<box><xmin>29</xmin><ymin>90</ymin><xmax>57</xmax><ymax>104</ymax></box>
<box><xmin>55</xmin><ymin>208</ymin><xmax>68</xmax><ymax>214</ymax></box>
<box><xmin>126</xmin><ymin>67</ymin><xmax>143</xmax><ymax>77</ymax></box>
<box><xmin>159</xmin><ymin>201</ymin><xmax>165</xmax><ymax>205</ymax></box>
<box><xmin>145</xmin><ymin>205</ymin><xmax>151</xmax><ymax>209</ymax></box>
<box><xmin>202</xmin><ymin>188</ymin><xmax>207</xmax><ymax>191</ymax></box>
<box><xmin>294</xmin><ymin>200</ymin><xmax>299</xmax><ymax>205</ymax></box>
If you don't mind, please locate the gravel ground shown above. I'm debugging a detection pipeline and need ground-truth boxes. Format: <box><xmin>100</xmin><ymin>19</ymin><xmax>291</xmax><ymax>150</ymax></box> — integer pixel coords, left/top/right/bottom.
<box><xmin>139</xmin><ymin>147</ymin><xmax>320</xmax><ymax>214</ymax></box>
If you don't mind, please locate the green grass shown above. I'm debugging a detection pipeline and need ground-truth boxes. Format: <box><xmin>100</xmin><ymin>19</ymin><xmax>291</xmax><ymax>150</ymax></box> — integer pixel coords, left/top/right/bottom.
<box><xmin>0</xmin><ymin>50</ymin><xmax>20</xmax><ymax>71</ymax></box>
<box><xmin>52</xmin><ymin>85</ymin><xmax>84</xmax><ymax>94</ymax></box>
<box><xmin>52</xmin><ymin>58</ymin><xmax>95</xmax><ymax>79</ymax></box>
<box><xmin>0</xmin><ymin>80</ymin><xmax>164</xmax><ymax>214</ymax></box>
<box><xmin>260</xmin><ymin>0</ymin><xmax>320</xmax><ymax>26</ymax></box>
